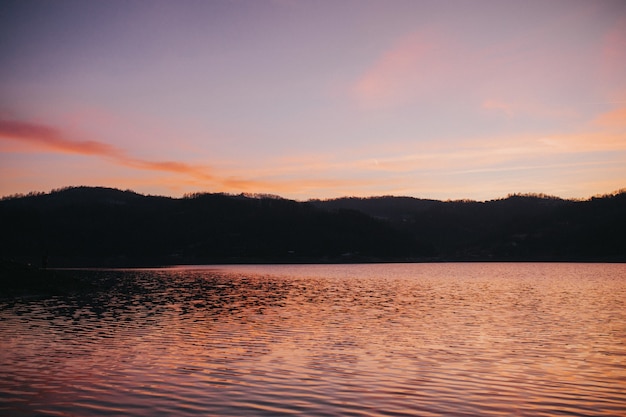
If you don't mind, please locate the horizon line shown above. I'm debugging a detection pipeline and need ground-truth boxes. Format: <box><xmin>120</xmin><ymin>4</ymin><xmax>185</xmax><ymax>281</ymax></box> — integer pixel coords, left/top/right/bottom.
<box><xmin>2</xmin><ymin>184</ymin><xmax>625</xmax><ymax>204</ymax></box>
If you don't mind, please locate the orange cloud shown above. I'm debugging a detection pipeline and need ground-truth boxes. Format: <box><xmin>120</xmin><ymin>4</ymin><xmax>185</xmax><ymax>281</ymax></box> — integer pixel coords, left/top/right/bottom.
<box><xmin>0</xmin><ymin>119</ymin><xmax>371</xmax><ymax>198</ymax></box>
<box><xmin>336</xmin><ymin>127</ymin><xmax>626</xmax><ymax>178</ymax></box>
<box><xmin>592</xmin><ymin>107</ymin><xmax>626</xmax><ymax>127</ymax></box>
<box><xmin>0</xmin><ymin>119</ymin><xmax>214</xmax><ymax>181</ymax></box>
<box><xmin>0</xmin><ymin>119</ymin><xmax>122</xmax><ymax>157</ymax></box>
<box><xmin>122</xmin><ymin>159</ymin><xmax>213</xmax><ymax>180</ymax></box>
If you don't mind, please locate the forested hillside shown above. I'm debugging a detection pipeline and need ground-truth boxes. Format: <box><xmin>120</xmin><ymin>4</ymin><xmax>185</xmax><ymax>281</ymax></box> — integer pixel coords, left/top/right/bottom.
<box><xmin>1</xmin><ymin>187</ymin><xmax>624</xmax><ymax>267</ymax></box>
<box><xmin>0</xmin><ymin>187</ymin><xmax>419</xmax><ymax>267</ymax></box>
<box><xmin>312</xmin><ymin>193</ymin><xmax>626</xmax><ymax>261</ymax></box>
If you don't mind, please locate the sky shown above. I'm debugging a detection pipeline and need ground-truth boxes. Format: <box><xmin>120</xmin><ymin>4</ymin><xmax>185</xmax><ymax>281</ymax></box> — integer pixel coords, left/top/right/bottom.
<box><xmin>1</xmin><ymin>0</ymin><xmax>625</xmax><ymax>201</ymax></box>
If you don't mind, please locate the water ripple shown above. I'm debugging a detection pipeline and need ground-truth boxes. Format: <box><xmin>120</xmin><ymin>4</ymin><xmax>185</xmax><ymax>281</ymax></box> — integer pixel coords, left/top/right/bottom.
<box><xmin>1</xmin><ymin>263</ymin><xmax>625</xmax><ymax>416</ymax></box>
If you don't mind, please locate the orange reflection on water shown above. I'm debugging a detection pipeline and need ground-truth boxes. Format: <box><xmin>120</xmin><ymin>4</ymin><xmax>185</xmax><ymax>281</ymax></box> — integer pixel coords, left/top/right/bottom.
<box><xmin>1</xmin><ymin>263</ymin><xmax>625</xmax><ymax>416</ymax></box>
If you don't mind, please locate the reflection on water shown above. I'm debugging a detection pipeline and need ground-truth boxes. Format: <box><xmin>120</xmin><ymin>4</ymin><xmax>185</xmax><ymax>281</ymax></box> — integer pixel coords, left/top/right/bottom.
<box><xmin>1</xmin><ymin>263</ymin><xmax>625</xmax><ymax>416</ymax></box>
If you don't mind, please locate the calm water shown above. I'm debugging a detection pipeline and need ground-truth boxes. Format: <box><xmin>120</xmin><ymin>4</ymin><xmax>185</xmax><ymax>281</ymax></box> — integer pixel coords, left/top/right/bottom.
<box><xmin>1</xmin><ymin>263</ymin><xmax>625</xmax><ymax>416</ymax></box>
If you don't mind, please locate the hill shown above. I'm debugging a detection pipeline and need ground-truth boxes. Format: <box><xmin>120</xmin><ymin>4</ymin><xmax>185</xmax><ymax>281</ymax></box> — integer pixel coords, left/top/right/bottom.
<box><xmin>0</xmin><ymin>186</ymin><xmax>420</xmax><ymax>267</ymax></box>
<box><xmin>1</xmin><ymin>187</ymin><xmax>624</xmax><ymax>267</ymax></box>
<box><xmin>312</xmin><ymin>193</ymin><xmax>626</xmax><ymax>261</ymax></box>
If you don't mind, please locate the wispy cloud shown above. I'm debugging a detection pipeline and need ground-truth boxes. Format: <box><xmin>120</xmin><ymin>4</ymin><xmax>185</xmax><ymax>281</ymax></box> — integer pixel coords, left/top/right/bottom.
<box><xmin>2</xmin><ymin>109</ymin><xmax>624</xmax><ymax>201</ymax></box>
<box><xmin>601</xmin><ymin>16</ymin><xmax>626</xmax><ymax>89</ymax></box>
<box><xmin>0</xmin><ymin>119</ymin><xmax>371</xmax><ymax>198</ymax></box>
<box><xmin>352</xmin><ymin>129</ymin><xmax>626</xmax><ymax>175</ymax></box>
<box><xmin>482</xmin><ymin>99</ymin><xmax>514</xmax><ymax>117</ymax></box>
<box><xmin>592</xmin><ymin>107</ymin><xmax>626</xmax><ymax>127</ymax></box>
<box><xmin>352</xmin><ymin>30</ymin><xmax>459</xmax><ymax>109</ymax></box>
<box><xmin>0</xmin><ymin>120</ymin><xmax>123</xmax><ymax>157</ymax></box>
<box><xmin>352</xmin><ymin>5</ymin><xmax>623</xmax><ymax>116</ymax></box>
<box><xmin>0</xmin><ymin>119</ymin><xmax>215</xmax><ymax>181</ymax></box>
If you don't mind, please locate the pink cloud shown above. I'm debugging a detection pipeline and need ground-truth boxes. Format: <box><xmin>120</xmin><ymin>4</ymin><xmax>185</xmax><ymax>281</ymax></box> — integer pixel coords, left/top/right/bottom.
<box><xmin>0</xmin><ymin>119</ymin><xmax>371</xmax><ymax>198</ymax></box>
<box><xmin>0</xmin><ymin>119</ymin><xmax>214</xmax><ymax>180</ymax></box>
<box><xmin>352</xmin><ymin>5</ymin><xmax>621</xmax><ymax>115</ymax></box>
<box><xmin>0</xmin><ymin>119</ymin><xmax>123</xmax><ymax>157</ymax></box>
<box><xmin>352</xmin><ymin>30</ymin><xmax>462</xmax><ymax>109</ymax></box>
<box><xmin>599</xmin><ymin>17</ymin><xmax>626</xmax><ymax>105</ymax></box>
<box><xmin>601</xmin><ymin>17</ymin><xmax>626</xmax><ymax>80</ymax></box>
<box><xmin>592</xmin><ymin>107</ymin><xmax>626</xmax><ymax>128</ymax></box>
<box><xmin>482</xmin><ymin>99</ymin><xmax>513</xmax><ymax>117</ymax></box>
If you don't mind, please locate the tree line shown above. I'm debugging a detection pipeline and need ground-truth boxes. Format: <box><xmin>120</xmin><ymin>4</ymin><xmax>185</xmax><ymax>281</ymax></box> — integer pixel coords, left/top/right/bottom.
<box><xmin>1</xmin><ymin>186</ymin><xmax>624</xmax><ymax>267</ymax></box>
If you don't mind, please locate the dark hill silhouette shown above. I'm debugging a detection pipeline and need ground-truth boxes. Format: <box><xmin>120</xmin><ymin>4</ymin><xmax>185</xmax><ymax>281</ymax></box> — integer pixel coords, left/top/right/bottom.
<box><xmin>0</xmin><ymin>187</ymin><xmax>422</xmax><ymax>267</ymax></box>
<box><xmin>312</xmin><ymin>192</ymin><xmax>626</xmax><ymax>261</ymax></box>
<box><xmin>309</xmin><ymin>196</ymin><xmax>443</xmax><ymax>221</ymax></box>
<box><xmin>1</xmin><ymin>186</ymin><xmax>624</xmax><ymax>267</ymax></box>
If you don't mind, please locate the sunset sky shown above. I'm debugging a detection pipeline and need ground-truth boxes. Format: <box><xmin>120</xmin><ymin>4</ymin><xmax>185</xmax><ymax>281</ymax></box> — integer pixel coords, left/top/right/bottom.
<box><xmin>1</xmin><ymin>0</ymin><xmax>625</xmax><ymax>201</ymax></box>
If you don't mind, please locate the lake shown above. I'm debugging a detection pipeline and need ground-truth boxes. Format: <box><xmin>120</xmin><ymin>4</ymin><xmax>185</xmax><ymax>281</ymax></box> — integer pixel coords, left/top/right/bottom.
<box><xmin>1</xmin><ymin>263</ymin><xmax>625</xmax><ymax>416</ymax></box>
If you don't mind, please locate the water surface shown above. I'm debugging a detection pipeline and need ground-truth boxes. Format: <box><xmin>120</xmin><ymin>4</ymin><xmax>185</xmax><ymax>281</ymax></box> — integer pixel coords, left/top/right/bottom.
<box><xmin>1</xmin><ymin>263</ymin><xmax>625</xmax><ymax>416</ymax></box>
